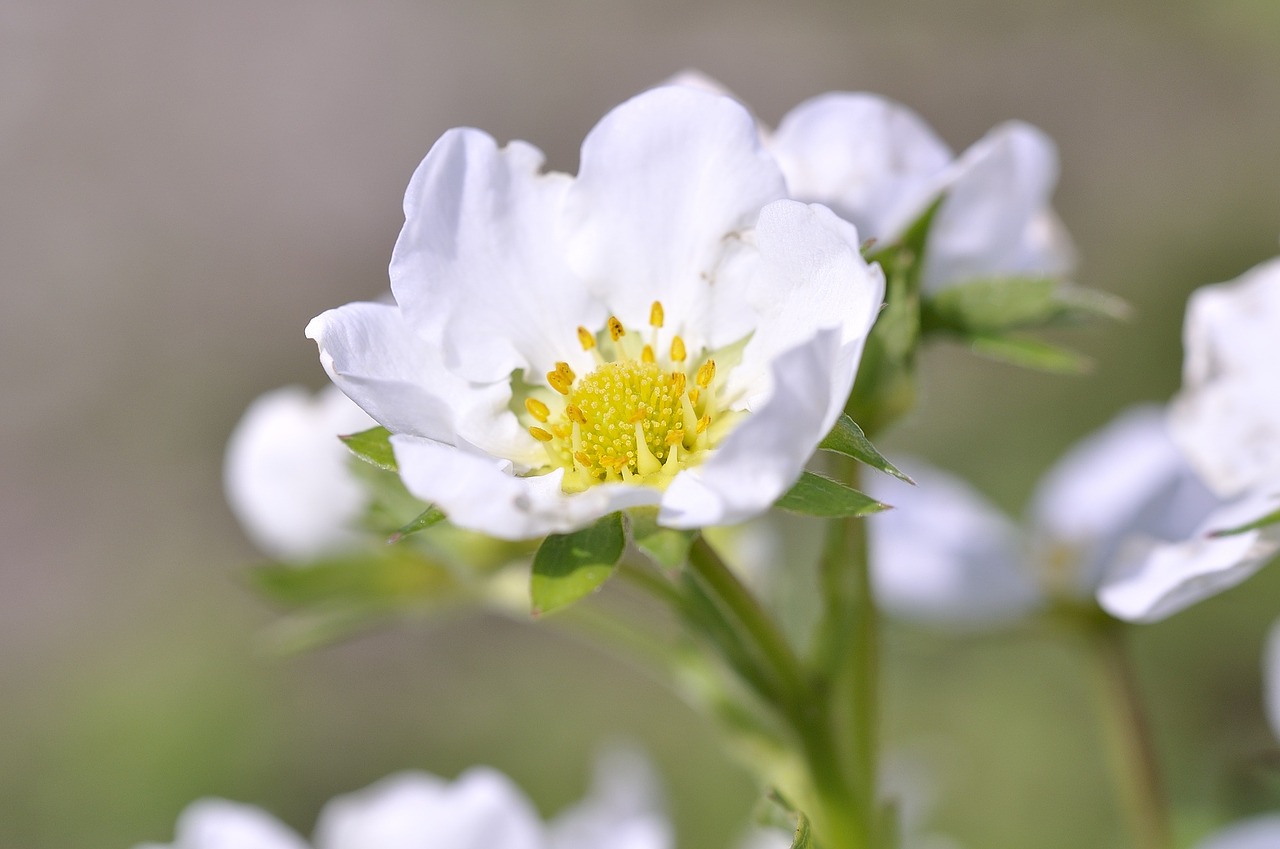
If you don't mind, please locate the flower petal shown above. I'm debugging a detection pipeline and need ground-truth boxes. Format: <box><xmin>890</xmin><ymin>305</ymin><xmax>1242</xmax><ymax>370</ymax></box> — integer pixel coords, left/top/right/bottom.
<box><xmin>659</xmin><ymin>328</ymin><xmax>850</xmax><ymax>528</ymax></box>
<box><xmin>725</xmin><ymin>200</ymin><xmax>884</xmax><ymax>405</ymax></box>
<box><xmin>1195</xmin><ymin>816</ymin><xmax>1280</xmax><ymax>849</ymax></box>
<box><xmin>1169</xmin><ymin>257</ymin><xmax>1280</xmax><ymax>498</ymax></box>
<box><xmin>922</xmin><ymin>121</ymin><xmax>1073</xmax><ymax>292</ymax></box>
<box><xmin>770</xmin><ymin>92</ymin><xmax>952</xmax><ymax>244</ymax></box>
<box><xmin>137</xmin><ymin>799</ymin><xmax>308</xmax><ymax>849</ymax></box>
<box><xmin>390</xmin><ymin>128</ymin><xmax>597</xmax><ymax>382</ymax></box>
<box><xmin>566</xmin><ymin>86</ymin><xmax>786</xmax><ymax>348</ymax></box>
<box><xmin>1028</xmin><ymin>406</ymin><xmax>1219</xmax><ymax>595</ymax></box>
<box><xmin>314</xmin><ymin>769</ymin><xmax>544</xmax><ymax>849</ymax></box>
<box><xmin>392</xmin><ymin>435</ymin><xmax>662</xmax><ymax>540</ymax></box>
<box><xmin>866</xmin><ymin>459</ymin><xmax>1042</xmax><ymax>624</ymax></box>
<box><xmin>1096</xmin><ymin>490</ymin><xmax>1280</xmax><ymax>623</ymax></box>
<box><xmin>223</xmin><ymin>385</ymin><xmax>374</xmax><ymax>561</ymax></box>
<box><xmin>548</xmin><ymin>747</ymin><xmax>672</xmax><ymax>849</ymax></box>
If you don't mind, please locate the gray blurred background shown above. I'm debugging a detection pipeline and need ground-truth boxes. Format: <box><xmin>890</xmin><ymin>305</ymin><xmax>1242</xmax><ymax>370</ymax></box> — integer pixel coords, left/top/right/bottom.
<box><xmin>5</xmin><ymin>1</ymin><xmax>1280</xmax><ymax>847</ymax></box>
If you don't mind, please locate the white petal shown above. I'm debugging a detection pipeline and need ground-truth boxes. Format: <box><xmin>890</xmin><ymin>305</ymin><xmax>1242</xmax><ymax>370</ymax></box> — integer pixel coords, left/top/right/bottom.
<box><xmin>566</xmin><ymin>86</ymin><xmax>786</xmax><ymax>349</ymax></box>
<box><xmin>223</xmin><ymin>386</ymin><xmax>374</xmax><ymax>561</ymax></box>
<box><xmin>1195</xmin><ymin>816</ymin><xmax>1280</xmax><ymax>849</ymax></box>
<box><xmin>305</xmin><ymin>301</ymin><xmax>466</xmax><ymax>443</ymax></box>
<box><xmin>314</xmin><ymin>769</ymin><xmax>544</xmax><ymax>849</ymax></box>
<box><xmin>140</xmin><ymin>799</ymin><xmax>308</xmax><ymax>849</ymax></box>
<box><xmin>735</xmin><ymin>830</ymin><xmax>793</xmax><ymax>849</ymax></box>
<box><xmin>1266</xmin><ymin>619</ymin><xmax>1280</xmax><ymax>743</ymax></box>
<box><xmin>1169</xmin><ymin>257</ymin><xmax>1280</xmax><ymax>498</ymax></box>
<box><xmin>389</xmin><ymin>128</ymin><xmax>597</xmax><ymax>382</ymax></box>
<box><xmin>1096</xmin><ymin>490</ymin><xmax>1280</xmax><ymax>623</ymax></box>
<box><xmin>392</xmin><ymin>435</ymin><xmax>662</xmax><ymax>540</ymax></box>
<box><xmin>770</xmin><ymin>92</ymin><xmax>952</xmax><ymax>244</ymax></box>
<box><xmin>548</xmin><ymin>748</ymin><xmax>672</xmax><ymax>849</ymax></box>
<box><xmin>726</xmin><ymin>200</ymin><xmax>885</xmax><ymax>404</ymax></box>
<box><xmin>1028</xmin><ymin>406</ymin><xmax>1219</xmax><ymax>595</ymax></box>
<box><xmin>866</xmin><ymin>459</ymin><xmax>1041</xmax><ymax>624</ymax></box>
<box><xmin>921</xmin><ymin>121</ymin><xmax>1074</xmax><ymax>292</ymax></box>
<box><xmin>659</xmin><ymin>329</ymin><xmax>850</xmax><ymax>529</ymax></box>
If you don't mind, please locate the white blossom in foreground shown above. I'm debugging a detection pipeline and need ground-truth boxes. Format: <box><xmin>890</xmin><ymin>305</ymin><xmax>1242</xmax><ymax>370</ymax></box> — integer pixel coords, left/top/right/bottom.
<box><xmin>1170</xmin><ymin>256</ymin><xmax>1280</xmax><ymax>499</ymax></box>
<box><xmin>223</xmin><ymin>385</ymin><xmax>375</xmax><ymax>561</ymax></box>
<box><xmin>867</xmin><ymin>407</ymin><xmax>1280</xmax><ymax>624</ymax></box>
<box><xmin>307</xmin><ymin>87</ymin><xmax>883</xmax><ymax>540</ymax></box>
<box><xmin>136</xmin><ymin>750</ymin><xmax>670</xmax><ymax>849</ymax></box>
<box><xmin>767</xmin><ymin>91</ymin><xmax>1074</xmax><ymax>293</ymax></box>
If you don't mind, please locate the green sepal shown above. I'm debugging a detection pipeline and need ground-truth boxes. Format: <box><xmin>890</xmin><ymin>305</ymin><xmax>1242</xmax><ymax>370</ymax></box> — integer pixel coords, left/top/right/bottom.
<box><xmin>628</xmin><ymin>508</ymin><xmax>696</xmax><ymax>569</ymax></box>
<box><xmin>387</xmin><ymin>505</ymin><xmax>447</xmax><ymax>544</ymax></box>
<box><xmin>762</xmin><ymin>791</ymin><xmax>816</xmax><ymax>849</ymax></box>
<box><xmin>775</xmin><ymin>471</ymin><xmax>889</xmax><ymax>518</ymax></box>
<box><xmin>530</xmin><ymin>512</ymin><xmax>626</xmax><ymax>616</ymax></box>
<box><xmin>340</xmin><ymin>426</ymin><xmax>397</xmax><ymax>471</ymax></box>
<box><xmin>967</xmin><ymin>332</ymin><xmax>1091</xmax><ymax>374</ymax></box>
<box><xmin>789</xmin><ymin>811</ymin><xmax>814</xmax><ymax>849</ymax></box>
<box><xmin>819</xmin><ymin>415</ymin><xmax>913</xmax><ymax>484</ymax></box>
<box><xmin>1209</xmin><ymin>506</ymin><xmax>1280</xmax><ymax>538</ymax></box>
<box><xmin>923</xmin><ymin>277</ymin><xmax>1127</xmax><ymax>335</ymax></box>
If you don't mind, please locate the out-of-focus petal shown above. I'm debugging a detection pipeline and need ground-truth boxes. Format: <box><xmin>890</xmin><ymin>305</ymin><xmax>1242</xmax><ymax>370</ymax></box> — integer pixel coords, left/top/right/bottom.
<box><xmin>136</xmin><ymin>799</ymin><xmax>309</xmax><ymax>849</ymax></box>
<box><xmin>1195</xmin><ymin>816</ymin><xmax>1280</xmax><ymax>849</ymax></box>
<box><xmin>548</xmin><ymin>747</ymin><xmax>672</xmax><ymax>849</ymax></box>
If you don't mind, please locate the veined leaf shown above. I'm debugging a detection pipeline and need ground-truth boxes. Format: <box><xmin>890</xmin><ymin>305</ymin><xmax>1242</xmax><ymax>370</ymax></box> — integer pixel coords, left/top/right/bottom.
<box><xmin>775</xmin><ymin>471</ymin><xmax>889</xmax><ymax>518</ymax></box>
<box><xmin>530</xmin><ymin>512</ymin><xmax>626</xmax><ymax>616</ymax></box>
<box><xmin>924</xmin><ymin>278</ymin><xmax>1127</xmax><ymax>335</ymax></box>
<box><xmin>387</xmin><ymin>505</ymin><xmax>447</xmax><ymax>544</ymax></box>
<box><xmin>819</xmin><ymin>415</ymin><xmax>913</xmax><ymax>483</ymax></box>
<box><xmin>340</xmin><ymin>426</ymin><xmax>397</xmax><ymax>471</ymax></box>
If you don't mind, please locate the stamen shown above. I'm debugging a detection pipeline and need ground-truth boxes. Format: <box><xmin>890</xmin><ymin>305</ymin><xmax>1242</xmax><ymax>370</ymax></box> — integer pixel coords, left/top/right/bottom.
<box><xmin>688</xmin><ymin>388</ymin><xmax>700</xmax><ymax>406</ymax></box>
<box><xmin>525</xmin><ymin>398</ymin><xmax>550</xmax><ymax>422</ymax></box>
<box><xmin>608</xmin><ymin>316</ymin><xmax>626</xmax><ymax>341</ymax></box>
<box><xmin>577</xmin><ymin>326</ymin><xmax>596</xmax><ymax>351</ymax></box>
<box><xmin>547</xmin><ymin>361</ymin><xmax>576</xmax><ymax>395</ymax></box>
<box><xmin>565</xmin><ymin>404</ymin><xmax>587</xmax><ymax>425</ymax></box>
<box><xmin>574</xmin><ymin>451</ymin><xmax>592</xmax><ymax>468</ymax></box>
<box><xmin>670</xmin><ymin>371</ymin><xmax>686</xmax><ymax>395</ymax></box>
<box><xmin>696</xmin><ymin>359</ymin><xmax>716</xmax><ymax>388</ymax></box>
<box><xmin>641</xmin><ymin>344</ymin><xmax>655</xmax><ymax>364</ymax></box>
<box><xmin>696</xmin><ymin>414</ymin><xmax>711</xmax><ymax>434</ymax></box>
<box><xmin>649</xmin><ymin>301</ymin><xmax>664</xmax><ymax>328</ymax></box>
<box><xmin>665</xmin><ymin>429</ymin><xmax>684</xmax><ymax>445</ymax></box>
<box><xmin>670</xmin><ymin>335</ymin><xmax>687</xmax><ymax>362</ymax></box>
<box><xmin>628</xmin><ymin>408</ymin><xmax>646</xmax><ymax>424</ymax></box>
<box><xmin>529</xmin><ymin>426</ymin><xmax>553</xmax><ymax>442</ymax></box>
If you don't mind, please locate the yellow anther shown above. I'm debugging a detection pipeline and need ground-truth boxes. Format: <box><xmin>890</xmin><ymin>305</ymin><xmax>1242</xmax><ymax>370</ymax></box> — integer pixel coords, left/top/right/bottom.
<box><xmin>577</xmin><ymin>326</ymin><xmax>596</xmax><ymax>351</ymax></box>
<box><xmin>641</xmin><ymin>344</ymin><xmax>655</xmax><ymax>364</ymax></box>
<box><xmin>601</xmin><ymin>455</ymin><xmax>628</xmax><ymax>470</ymax></box>
<box><xmin>555</xmin><ymin>361</ymin><xmax>576</xmax><ymax>382</ymax></box>
<box><xmin>629</xmin><ymin>408</ymin><xmax>647</xmax><ymax>424</ymax></box>
<box><xmin>566</xmin><ymin>404</ymin><xmax>587</xmax><ymax>425</ymax></box>
<box><xmin>574</xmin><ymin>451</ymin><xmax>592</xmax><ymax>468</ymax></box>
<box><xmin>689</xmin><ymin>387</ymin><xmax>700</xmax><ymax>406</ymax></box>
<box><xmin>671</xmin><ymin>371</ymin><xmax>687</xmax><ymax>394</ymax></box>
<box><xmin>665</xmin><ymin>429</ymin><xmax>685</xmax><ymax>446</ymax></box>
<box><xmin>608</xmin><ymin>316</ymin><xmax>626</xmax><ymax>341</ymax></box>
<box><xmin>649</xmin><ymin>301</ymin><xmax>664</xmax><ymax>328</ymax></box>
<box><xmin>697</xmin><ymin>414</ymin><xmax>711</xmax><ymax>434</ymax></box>
<box><xmin>670</xmin><ymin>335</ymin><xmax>687</xmax><ymax>362</ymax></box>
<box><xmin>548</xmin><ymin>371</ymin><xmax>573</xmax><ymax>395</ymax></box>
<box><xmin>529</xmin><ymin>426</ymin><xmax>553</xmax><ymax>442</ymax></box>
<box><xmin>696</xmin><ymin>359</ymin><xmax>716</xmax><ymax>388</ymax></box>
<box><xmin>551</xmin><ymin>424</ymin><xmax>571</xmax><ymax>439</ymax></box>
<box><xmin>524</xmin><ymin>398</ymin><xmax>550</xmax><ymax>422</ymax></box>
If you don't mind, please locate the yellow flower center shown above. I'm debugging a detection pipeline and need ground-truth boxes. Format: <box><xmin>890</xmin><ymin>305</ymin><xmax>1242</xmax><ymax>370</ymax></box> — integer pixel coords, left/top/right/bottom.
<box><xmin>518</xmin><ymin>301</ymin><xmax>727</xmax><ymax>492</ymax></box>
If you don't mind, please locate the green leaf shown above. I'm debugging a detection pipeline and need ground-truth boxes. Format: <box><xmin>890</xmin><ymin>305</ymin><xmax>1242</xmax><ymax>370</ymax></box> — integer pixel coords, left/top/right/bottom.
<box><xmin>340</xmin><ymin>426</ymin><xmax>397</xmax><ymax>471</ymax></box>
<box><xmin>789</xmin><ymin>811</ymin><xmax>814</xmax><ymax>849</ymax></box>
<box><xmin>1209</xmin><ymin>506</ymin><xmax>1280</xmax><ymax>538</ymax></box>
<box><xmin>967</xmin><ymin>333</ymin><xmax>1091</xmax><ymax>374</ymax></box>
<box><xmin>819</xmin><ymin>415</ymin><xmax>913</xmax><ymax>483</ymax></box>
<box><xmin>775</xmin><ymin>471</ymin><xmax>889</xmax><ymax>518</ymax></box>
<box><xmin>387</xmin><ymin>505</ymin><xmax>447</xmax><ymax>544</ymax></box>
<box><xmin>530</xmin><ymin>512</ymin><xmax>626</xmax><ymax>615</ymax></box>
<box><xmin>924</xmin><ymin>278</ymin><xmax>1128</xmax><ymax>335</ymax></box>
<box><xmin>251</xmin><ymin>548</ymin><xmax>458</xmax><ymax>609</ymax></box>
<box><xmin>629</xmin><ymin>508</ymin><xmax>696</xmax><ymax>568</ymax></box>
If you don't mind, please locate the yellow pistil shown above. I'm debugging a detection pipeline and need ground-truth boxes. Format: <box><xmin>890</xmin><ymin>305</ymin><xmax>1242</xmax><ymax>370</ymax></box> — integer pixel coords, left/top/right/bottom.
<box><xmin>525</xmin><ymin>398</ymin><xmax>550</xmax><ymax>422</ymax></box>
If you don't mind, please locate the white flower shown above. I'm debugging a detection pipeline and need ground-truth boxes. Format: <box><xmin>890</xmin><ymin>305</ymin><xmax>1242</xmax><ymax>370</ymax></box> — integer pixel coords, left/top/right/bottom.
<box><xmin>767</xmin><ymin>92</ymin><xmax>1074</xmax><ymax>292</ymax></box>
<box><xmin>1169</xmin><ymin>256</ymin><xmax>1280</xmax><ymax>499</ymax></box>
<box><xmin>137</xmin><ymin>750</ymin><xmax>671</xmax><ymax>849</ymax></box>
<box><xmin>223</xmin><ymin>385</ymin><xmax>375</xmax><ymax>560</ymax></box>
<box><xmin>867</xmin><ymin>406</ymin><xmax>1280</xmax><ymax>624</ymax></box>
<box><xmin>307</xmin><ymin>87</ymin><xmax>884</xmax><ymax>540</ymax></box>
<box><xmin>1195</xmin><ymin>816</ymin><xmax>1280</xmax><ymax>849</ymax></box>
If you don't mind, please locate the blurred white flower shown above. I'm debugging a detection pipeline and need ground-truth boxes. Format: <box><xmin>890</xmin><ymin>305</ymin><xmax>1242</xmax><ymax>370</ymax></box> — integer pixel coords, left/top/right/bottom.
<box><xmin>1170</xmin><ymin>256</ymin><xmax>1280</xmax><ymax>499</ymax></box>
<box><xmin>766</xmin><ymin>92</ymin><xmax>1074</xmax><ymax>293</ymax></box>
<box><xmin>1195</xmin><ymin>816</ymin><xmax>1280</xmax><ymax>849</ymax></box>
<box><xmin>137</xmin><ymin>750</ymin><xmax>670</xmax><ymax>849</ymax></box>
<box><xmin>307</xmin><ymin>86</ymin><xmax>884</xmax><ymax>540</ymax></box>
<box><xmin>868</xmin><ymin>407</ymin><xmax>1280</xmax><ymax>624</ymax></box>
<box><xmin>223</xmin><ymin>385</ymin><xmax>375</xmax><ymax>561</ymax></box>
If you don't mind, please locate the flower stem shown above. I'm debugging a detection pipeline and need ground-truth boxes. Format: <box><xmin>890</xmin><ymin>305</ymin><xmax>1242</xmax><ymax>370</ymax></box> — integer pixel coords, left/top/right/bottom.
<box><xmin>1084</xmin><ymin>618</ymin><xmax>1173</xmax><ymax>849</ymax></box>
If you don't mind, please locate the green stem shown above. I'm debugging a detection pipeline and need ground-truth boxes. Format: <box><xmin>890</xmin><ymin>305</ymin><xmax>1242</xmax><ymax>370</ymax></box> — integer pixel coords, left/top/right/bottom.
<box><xmin>1084</xmin><ymin>619</ymin><xmax>1172</xmax><ymax>849</ymax></box>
